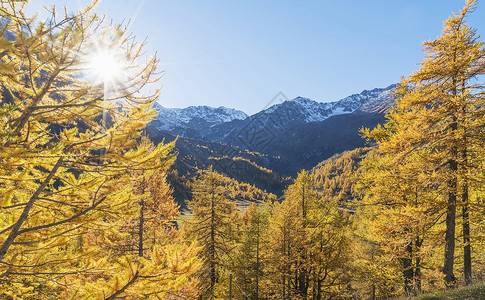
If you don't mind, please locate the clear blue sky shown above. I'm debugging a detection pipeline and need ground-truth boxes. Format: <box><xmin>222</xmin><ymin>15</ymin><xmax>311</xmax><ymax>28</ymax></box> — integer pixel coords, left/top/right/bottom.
<box><xmin>28</xmin><ymin>1</ymin><xmax>485</xmax><ymax>115</ymax></box>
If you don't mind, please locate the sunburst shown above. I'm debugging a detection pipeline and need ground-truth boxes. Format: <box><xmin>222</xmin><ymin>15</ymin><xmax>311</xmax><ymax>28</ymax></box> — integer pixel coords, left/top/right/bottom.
<box><xmin>86</xmin><ymin>47</ymin><xmax>126</xmax><ymax>86</ymax></box>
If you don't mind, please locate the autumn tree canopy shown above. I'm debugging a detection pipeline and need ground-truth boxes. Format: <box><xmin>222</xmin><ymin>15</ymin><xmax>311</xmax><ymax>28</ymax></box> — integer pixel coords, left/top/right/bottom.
<box><xmin>362</xmin><ymin>0</ymin><xmax>485</xmax><ymax>289</ymax></box>
<box><xmin>0</xmin><ymin>1</ymin><xmax>199</xmax><ymax>298</ymax></box>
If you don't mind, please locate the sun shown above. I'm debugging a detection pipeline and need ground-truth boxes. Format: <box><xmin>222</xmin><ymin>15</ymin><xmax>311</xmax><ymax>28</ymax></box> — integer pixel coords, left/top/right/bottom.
<box><xmin>86</xmin><ymin>47</ymin><xmax>127</xmax><ymax>86</ymax></box>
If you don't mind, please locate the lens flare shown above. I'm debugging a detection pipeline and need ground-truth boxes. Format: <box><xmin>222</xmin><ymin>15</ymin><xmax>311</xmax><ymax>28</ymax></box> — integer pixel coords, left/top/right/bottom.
<box><xmin>87</xmin><ymin>48</ymin><xmax>125</xmax><ymax>85</ymax></box>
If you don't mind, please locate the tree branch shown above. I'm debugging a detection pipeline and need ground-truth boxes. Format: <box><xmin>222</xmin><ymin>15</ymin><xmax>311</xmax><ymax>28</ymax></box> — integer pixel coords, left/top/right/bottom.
<box><xmin>105</xmin><ymin>270</ymin><xmax>139</xmax><ymax>300</ymax></box>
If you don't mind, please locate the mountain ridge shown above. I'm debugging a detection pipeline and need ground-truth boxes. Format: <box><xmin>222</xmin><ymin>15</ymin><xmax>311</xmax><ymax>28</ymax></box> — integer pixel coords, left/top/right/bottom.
<box><xmin>151</xmin><ymin>104</ymin><xmax>248</xmax><ymax>139</ymax></box>
<box><xmin>152</xmin><ymin>84</ymin><xmax>396</xmax><ymax>143</ymax></box>
<box><xmin>147</xmin><ymin>84</ymin><xmax>396</xmax><ymax>204</ymax></box>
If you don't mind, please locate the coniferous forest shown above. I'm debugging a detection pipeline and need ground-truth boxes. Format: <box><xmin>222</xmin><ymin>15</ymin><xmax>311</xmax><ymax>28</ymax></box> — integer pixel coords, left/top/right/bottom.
<box><xmin>2</xmin><ymin>0</ymin><xmax>485</xmax><ymax>299</ymax></box>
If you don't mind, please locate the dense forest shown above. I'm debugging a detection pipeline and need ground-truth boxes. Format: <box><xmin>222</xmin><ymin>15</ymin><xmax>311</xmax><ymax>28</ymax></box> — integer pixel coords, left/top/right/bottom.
<box><xmin>1</xmin><ymin>0</ymin><xmax>485</xmax><ymax>299</ymax></box>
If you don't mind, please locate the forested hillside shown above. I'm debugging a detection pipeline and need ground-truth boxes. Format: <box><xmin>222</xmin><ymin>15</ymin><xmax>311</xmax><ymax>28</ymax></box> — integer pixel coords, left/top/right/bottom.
<box><xmin>2</xmin><ymin>0</ymin><xmax>485</xmax><ymax>299</ymax></box>
<box><xmin>311</xmin><ymin>147</ymin><xmax>372</xmax><ymax>205</ymax></box>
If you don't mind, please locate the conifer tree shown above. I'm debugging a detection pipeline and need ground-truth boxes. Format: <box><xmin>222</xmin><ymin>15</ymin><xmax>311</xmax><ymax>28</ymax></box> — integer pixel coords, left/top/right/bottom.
<box><xmin>265</xmin><ymin>196</ymin><xmax>307</xmax><ymax>299</ymax></box>
<box><xmin>307</xmin><ymin>198</ymin><xmax>350</xmax><ymax>299</ymax></box>
<box><xmin>350</xmin><ymin>205</ymin><xmax>403</xmax><ymax>299</ymax></box>
<box><xmin>356</xmin><ymin>149</ymin><xmax>441</xmax><ymax>295</ymax></box>
<box><xmin>233</xmin><ymin>202</ymin><xmax>270</xmax><ymax>299</ymax></box>
<box><xmin>362</xmin><ymin>0</ymin><xmax>485</xmax><ymax>287</ymax></box>
<box><xmin>115</xmin><ymin>136</ymin><xmax>179</xmax><ymax>257</ymax></box>
<box><xmin>265</xmin><ymin>171</ymin><xmax>350</xmax><ymax>299</ymax></box>
<box><xmin>283</xmin><ymin>170</ymin><xmax>314</xmax><ymax>297</ymax></box>
<box><xmin>0</xmin><ymin>1</ymin><xmax>199</xmax><ymax>297</ymax></box>
<box><xmin>186</xmin><ymin>167</ymin><xmax>240</xmax><ymax>299</ymax></box>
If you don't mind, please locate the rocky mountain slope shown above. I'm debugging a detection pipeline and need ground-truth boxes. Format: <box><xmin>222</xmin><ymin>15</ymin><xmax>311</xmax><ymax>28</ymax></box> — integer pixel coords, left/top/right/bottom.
<box><xmin>151</xmin><ymin>104</ymin><xmax>247</xmax><ymax>139</ymax></box>
<box><xmin>146</xmin><ymin>127</ymin><xmax>292</xmax><ymax>203</ymax></box>
<box><xmin>147</xmin><ymin>84</ymin><xmax>396</xmax><ymax>201</ymax></box>
<box><xmin>172</xmin><ymin>85</ymin><xmax>394</xmax><ymax>166</ymax></box>
<box><xmin>151</xmin><ymin>85</ymin><xmax>395</xmax><ymax>144</ymax></box>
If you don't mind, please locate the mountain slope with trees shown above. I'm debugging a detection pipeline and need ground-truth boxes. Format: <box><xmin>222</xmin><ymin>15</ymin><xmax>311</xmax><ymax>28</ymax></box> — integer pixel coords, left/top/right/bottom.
<box><xmin>3</xmin><ymin>0</ymin><xmax>485</xmax><ymax>299</ymax></box>
<box><xmin>150</xmin><ymin>85</ymin><xmax>394</xmax><ymax>173</ymax></box>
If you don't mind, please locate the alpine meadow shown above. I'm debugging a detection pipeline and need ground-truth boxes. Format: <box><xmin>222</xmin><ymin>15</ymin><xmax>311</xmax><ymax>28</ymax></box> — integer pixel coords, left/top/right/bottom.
<box><xmin>2</xmin><ymin>0</ymin><xmax>485</xmax><ymax>299</ymax></box>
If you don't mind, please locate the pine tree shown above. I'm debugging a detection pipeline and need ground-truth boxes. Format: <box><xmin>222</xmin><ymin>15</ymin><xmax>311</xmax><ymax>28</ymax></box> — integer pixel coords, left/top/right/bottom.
<box><xmin>356</xmin><ymin>149</ymin><xmax>440</xmax><ymax>295</ymax></box>
<box><xmin>283</xmin><ymin>170</ymin><xmax>314</xmax><ymax>297</ymax></box>
<box><xmin>349</xmin><ymin>205</ymin><xmax>403</xmax><ymax>299</ymax></box>
<box><xmin>115</xmin><ymin>136</ymin><xmax>179</xmax><ymax>257</ymax></box>
<box><xmin>265</xmin><ymin>196</ymin><xmax>307</xmax><ymax>299</ymax></box>
<box><xmin>264</xmin><ymin>171</ymin><xmax>350</xmax><ymax>299</ymax></box>
<box><xmin>307</xmin><ymin>197</ymin><xmax>350</xmax><ymax>299</ymax></box>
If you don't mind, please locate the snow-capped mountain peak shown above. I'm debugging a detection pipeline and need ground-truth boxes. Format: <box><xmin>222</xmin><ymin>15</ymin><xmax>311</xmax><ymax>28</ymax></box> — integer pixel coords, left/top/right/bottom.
<box><xmin>151</xmin><ymin>104</ymin><xmax>248</xmax><ymax>137</ymax></box>
<box><xmin>150</xmin><ymin>84</ymin><xmax>395</xmax><ymax>141</ymax></box>
<box><xmin>257</xmin><ymin>84</ymin><xmax>395</xmax><ymax>126</ymax></box>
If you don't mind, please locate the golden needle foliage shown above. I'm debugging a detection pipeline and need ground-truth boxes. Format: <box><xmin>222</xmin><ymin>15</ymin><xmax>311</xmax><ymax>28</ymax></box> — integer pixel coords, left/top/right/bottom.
<box><xmin>0</xmin><ymin>1</ymin><xmax>199</xmax><ymax>298</ymax></box>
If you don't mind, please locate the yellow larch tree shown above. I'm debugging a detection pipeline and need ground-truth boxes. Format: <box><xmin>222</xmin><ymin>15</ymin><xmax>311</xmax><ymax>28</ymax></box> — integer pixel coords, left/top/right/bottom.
<box><xmin>361</xmin><ymin>0</ymin><xmax>485</xmax><ymax>288</ymax></box>
<box><xmin>185</xmin><ymin>167</ymin><xmax>240</xmax><ymax>299</ymax></box>
<box><xmin>0</xmin><ymin>0</ymin><xmax>199</xmax><ymax>298</ymax></box>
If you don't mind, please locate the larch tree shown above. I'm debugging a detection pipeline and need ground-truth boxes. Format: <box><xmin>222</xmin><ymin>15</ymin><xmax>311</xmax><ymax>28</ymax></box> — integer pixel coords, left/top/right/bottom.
<box><xmin>264</xmin><ymin>170</ymin><xmax>350</xmax><ymax>299</ymax></box>
<box><xmin>362</xmin><ymin>0</ymin><xmax>485</xmax><ymax>288</ymax></box>
<box><xmin>349</xmin><ymin>204</ymin><xmax>404</xmax><ymax>299</ymax></box>
<box><xmin>0</xmin><ymin>0</ymin><xmax>199</xmax><ymax>298</ymax></box>
<box><xmin>185</xmin><ymin>167</ymin><xmax>240</xmax><ymax>299</ymax></box>
<box><xmin>356</xmin><ymin>147</ymin><xmax>442</xmax><ymax>295</ymax></box>
<box><xmin>283</xmin><ymin>170</ymin><xmax>314</xmax><ymax>297</ymax></box>
<box><xmin>233</xmin><ymin>202</ymin><xmax>270</xmax><ymax>300</ymax></box>
<box><xmin>306</xmin><ymin>195</ymin><xmax>350</xmax><ymax>299</ymax></box>
<box><xmin>264</xmin><ymin>195</ymin><xmax>307</xmax><ymax>299</ymax></box>
<box><xmin>114</xmin><ymin>136</ymin><xmax>179</xmax><ymax>258</ymax></box>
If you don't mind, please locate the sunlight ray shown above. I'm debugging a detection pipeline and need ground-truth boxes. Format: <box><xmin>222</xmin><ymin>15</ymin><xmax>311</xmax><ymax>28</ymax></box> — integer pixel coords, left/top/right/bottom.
<box><xmin>125</xmin><ymin>0</ymin><xmax>147</xmax><ymax>34</ymax></box>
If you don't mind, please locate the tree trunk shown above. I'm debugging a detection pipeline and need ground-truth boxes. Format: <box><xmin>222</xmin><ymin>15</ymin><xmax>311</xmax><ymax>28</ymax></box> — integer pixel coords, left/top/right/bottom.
<box><xmin>463</xmin><ymin>179</ymin><xmax>472</xmax><ymax>285</ymax></box>
<box><xmin>210</xmin><ymin>192</ymin><xmax>216</xmax><ymax>298</ymax></box>
<box><xmin>282</xmin><ymin>226</ymin><xmax>287</xmax><ymax>300</ymax></box>
<box><xmin>415</xmin><ymin>236</ymin><xmax>422</xmax><ymax>293</ymax></box>
<box><xmin>461</xmin><ymin>86</ymin><xmax>472</xmax><ymax>285</ymax></box>
<box><xmin>402</xmin><ymin>239</ymin><xmax>414</xmax><ymax>295</ymax></box>
<box><xmin>256</xmin><ymin>221</ymin><xmax>260</xmax><ymax>300</ymax></box>
<box><xmin>317</xmin><ymin>278</ymin><xmax>322</xmax><ymax>300</ymax></box>
<box><xmin>443</xmin><ymin>162</ymin><xmax>457</xmax><ymax>288</ymax></box>
<box><xmin>138</xmin><ymin>198</ymin><xmax>144</xmax><ymax>257</ymax></box>
<box><xmin>443</xmin><ymin>104</ymin><xmax>458</xmax><ymax>288</ymax></box>
<box><xmin>302</xmin><ymin>184</ymin><xmax>306</xmax><ymax>219</ymax></box>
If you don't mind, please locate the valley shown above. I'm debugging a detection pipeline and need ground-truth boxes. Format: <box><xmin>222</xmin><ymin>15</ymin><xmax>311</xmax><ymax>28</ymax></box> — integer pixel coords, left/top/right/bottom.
<box><xmin>148</xmin><ymin>85</ymin><xmax>394</xmax><ymax>204</ymax></box>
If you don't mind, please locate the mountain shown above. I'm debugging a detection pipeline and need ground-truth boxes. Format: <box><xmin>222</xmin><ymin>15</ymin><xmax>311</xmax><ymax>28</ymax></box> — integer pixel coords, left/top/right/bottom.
<box><xmin>353</xmin><ymin>85</ymin><xmax>396</xmax><ymax>114</ymax></box>
<box><xmin>147</xmin><ymin>84</ymin><xmax>396</xmax><ymax>202</ymax></box>
<box><xmin>197</xmin><ymin>84</ymin><xmax>395</xmax><ymax>167</ymax></box>
<box><xmin>145</xmin><ymin>127</ymin><xmax>292</xmax><ymax>207</ymax></box>
<box><xmin>182</xmin><ymin>85</ymin><xmax>395</xmax><ymax>148</ymax></box>
<box><xmin>151</xmin><ymin>85</ymin><xmax>395</xmax><ymax>144</ymax></box>
<box><xmin>258</xmin><ymin>112</ymin><xmax>385</xmax><ymax>170</ymax></box>
<box><xmin>258</xmin><ymin>84</ymin><xmax>395</xmax><ymax>124</ymax></box>
<box><xmin>150</xmin><ymin>104</ymin><xmax>247</xmax><ymax>139</ymax></box>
